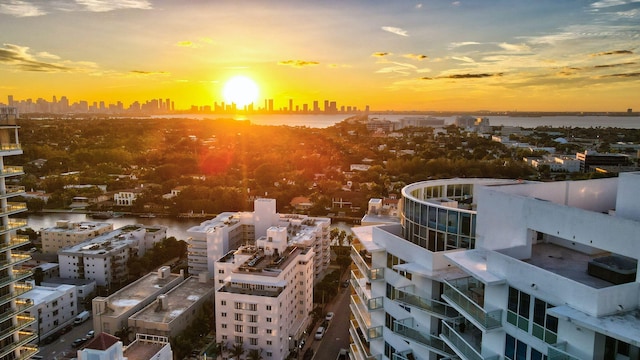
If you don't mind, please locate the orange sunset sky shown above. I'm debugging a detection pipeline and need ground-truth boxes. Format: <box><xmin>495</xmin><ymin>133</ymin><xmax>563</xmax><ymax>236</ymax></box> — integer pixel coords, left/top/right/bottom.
<box><xmin>1</xmin><ymin>0</ymin><xmax>639</xmax><ymax>112</ymax></box>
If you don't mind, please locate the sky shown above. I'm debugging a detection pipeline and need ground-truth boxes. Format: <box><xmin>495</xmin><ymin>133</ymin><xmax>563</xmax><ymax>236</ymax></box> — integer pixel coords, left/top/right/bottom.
<box><xmin>0</xmin><ymin>0</ymin><xmax>639</xmax><ymax>112</ymax></box>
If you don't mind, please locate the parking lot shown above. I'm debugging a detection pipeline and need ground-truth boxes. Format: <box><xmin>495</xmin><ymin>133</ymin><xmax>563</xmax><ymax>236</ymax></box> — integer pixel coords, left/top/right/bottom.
<box><xmin>36</xmin><ymin>318</ymin><xmax>94</xmax><ymax>359</ymax></box>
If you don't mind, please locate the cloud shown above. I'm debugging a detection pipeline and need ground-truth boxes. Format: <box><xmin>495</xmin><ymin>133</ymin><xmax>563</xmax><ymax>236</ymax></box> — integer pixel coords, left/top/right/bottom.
<box><xmin>601</xmin><ymin>72</ymin><xmax>640</xmax><ymax>77</ymax></box>
<box><xmin>372</xmin><ymin>52</ymin><xmax>391</xmax><ymax>57</ymax></box>
<box><xmin>441</xmin><ymin>73</ymin><xmax>503</xmax><ymax>79</ymax></box>
<box><xmin>0</xmin><ymin>43</ymin><xmax>98</xmax><ymax>73</ymax></box>
<box><xmin>498</xmin><ymin>42</ymin><xmax>531</xmax><ymax>53</ymax></box>
<box><xmin>448</xmin><ymin>41</ymin><xmax>481</xmax><ymax>49</ymax></box>
<box><xmin>382</xmin><ymin>26</ymin><xmax>409</xmax><ymax>37</ymax></box>
<box><xmin>176</xmin><ymin>41</ymin><xmax>198</xmax><ymax>48</ymax></box>
<box><xmin>129</xmin><ymin>70</ymin><xmax>170</xmax><ymax>76</ymax></box>
<box><xmin>591</xmin><ymin>50</ymin><xmax>634</xmax><ymax>56</ymax></box>
<box><xmin>415</xmin><ymin>3</ymin><xmax>423</xmax><ymax>9</ymax></box>
<box><xmin>403</xmin><ymin>53</ymin><xmax>428</xmax><ymax>61</ymax></box>
<box><xmin>589</xmin><ymin>0</ymin><xmax>639</xmax><ymax>9</ymax></box>
<box><xmin>452</xmin><ymin>56</ymin><xmax>475</xmax><ymax>63</ymax></box>
<box><xmin>75</xmin><ymin>0</ymin><xmax>152</xmax><ymax>12</ymax></box>
<box><xmin>0</xmin><ymin>0</ymin><xmax>46</xmax><ymax>17</ymax></box>
<box><xmin>278</xmin><ymin>60</ymin><xmax>320</xmax><ymax>68</ymax></box>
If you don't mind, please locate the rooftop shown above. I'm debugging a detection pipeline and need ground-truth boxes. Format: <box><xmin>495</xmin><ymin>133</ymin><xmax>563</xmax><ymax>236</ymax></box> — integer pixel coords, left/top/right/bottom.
<box><xmin>525</xmin><ymin>243</ymin><xmax>617</xmax><ymax>289</ymax></box>
<box><xmin>100</xmin><ymin>269</ymin><xmax>182</xmax><ymax>318</ymax></box>
<box><xmin>58</xmin><ymin>225</ymin><xmax>144</xmax><ymax>255</ymax></box>
<box><xmin>123</xmin><ymin>336</ymin><xmax>167</xmax><ymax>360</ymax></box>
<box><xmin>42</xmin><ymin>221</ymin><xmax>112</xmax><ymax>234</ymax></box>
<box><xmin>130</xmin><ymin>276</ymin><xmax>214</xmax><ymax>324</ymax></box>
<box><xmin>233</xmin><ymin>245</ymin><xmax>306</xmax><ymax>276</ymax></box>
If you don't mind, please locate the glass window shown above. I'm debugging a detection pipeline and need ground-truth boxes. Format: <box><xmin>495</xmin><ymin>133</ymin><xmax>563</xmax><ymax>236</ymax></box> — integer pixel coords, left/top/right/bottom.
<box><xmin>518</xmin><ymin>293</ymin><xmax>530</xmax><ymax>318</ymax></box>
<box><xmin>508</xmin><ymin>287</ymin><xmax>518</xmax><ymax>313</ymax></box>
<box><xmin>533</xmin><ymin>299</ymin><xmax>546</xmax><ymax>326</ymax></box>
<box><xmin>505</xmin><ymin>334</ymin><xmax>515</xmax><ymax>359</ymax></box>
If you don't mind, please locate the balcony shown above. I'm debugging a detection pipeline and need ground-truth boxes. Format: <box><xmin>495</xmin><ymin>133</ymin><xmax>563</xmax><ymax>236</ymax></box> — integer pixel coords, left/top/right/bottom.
<box><xmin>441</xmin><ymin>321</ymin><xmax>499</xmax><ymax>360</ymax></box>
<box><xmin>16</xmin><ymin>345</ymin><xmax>39</xmax><ymax>360</ymax></box>
<box><xmin>391</xmin><ymin>351</ymin><xmax>417</xmax><ymax>360</ymax></box>
<box><xmin>547</xmin><ymin>342</ymin><xmax>582</xmax><ymax>360</ymax></box>
<box><xmin>0</xmin><ymin>330</ymin><xmax>37</xmax><ymax>359</ymax></box>
<box><xmin>0</xmin><ymin>185</ymin><xmax>25</xmax><ymax>199</ymax></box>
<box><xmin>0</xmin><ymin>269</ymin><xmax>32</xmax><ymax>288</ymax></box>
<box><xmin>393</xmin><ymin>318</ymin><xmax>455</xmax><ymax>358</ymax></box>
<box><xmin>0</xmin><ymin>251</ymin><xmax>31</xmax><ymax>271</ymax></box>
<box><xmin>395</xmin><ymin>288</ymin><xmax>458</xmax><ymax>319</ymax></box>
<box><xmin>0</xmin><ymin>300</ymin><xmax>32</xmax><ymax>322</ymax></box>
<box><xmin>0</xmin><ymin>281</ymin><xmax>33</xmax><ymax>305</ymax></box>
<box><xmin>0</xmin><ymin>203</ymin><xmax>27</xmax><ymax>218</ymax></box>
<box><xmin>0</xmin><ymin>236</ymin><xmax>30</xmax><ymax>252</ymax></box>
<box><xmin>350</xmin><ymin>295</ymin><xmax>382</xmax><ymax>340</ymax></box>
<box><xmin>0</xmin><ymin>315</ymin><xmax>36</xmax><ymax>340</ymax></box>
<box><xmin>0</xmin><ymin>219</ymin><xmax>28</xmax><ymax>235</ymax></box>
<box><xmin>349</xmin><ymin>320</ymin><xmax>381</xmax><ymax>360</ymax></box>
<box><xmin>0</xmin><ymin>166</ymin><xmax>24</xmax><ymax>177</ymax></box>
<box><xmin>0</xmin><ymin>143</ymin><xmax>22</xmax><ymax>157</ymax></box>
<box><xmin>442</xmin><ymin>278</ymin><xmax>501</xmax><ymax>330</ymax></box>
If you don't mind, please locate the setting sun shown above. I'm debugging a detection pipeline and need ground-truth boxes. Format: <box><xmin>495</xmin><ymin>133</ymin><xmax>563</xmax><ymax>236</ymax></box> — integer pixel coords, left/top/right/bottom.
<box><xmin>222</xmin><ymin>76</ymin><xmax>259</xmax><ymax>107</ymax></box>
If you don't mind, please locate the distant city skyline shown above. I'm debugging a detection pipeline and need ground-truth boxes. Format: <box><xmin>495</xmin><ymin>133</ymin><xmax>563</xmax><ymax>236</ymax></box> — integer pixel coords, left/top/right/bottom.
<box><xmin>1</xmin><ymin>1</ymin><xmax>639</xmax><ymax>112</ymax></box>
<box><xmin>2</xmin><ymin>94</ymin><xmax>369</xmax><ymax>114</ymax></box>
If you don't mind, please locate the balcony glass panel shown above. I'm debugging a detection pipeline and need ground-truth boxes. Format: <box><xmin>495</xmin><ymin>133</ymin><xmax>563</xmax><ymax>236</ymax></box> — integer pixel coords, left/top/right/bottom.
<box><xmin>443</xmin><ymin>280</ymin><xmax>502</xmax><ymax>330</ymax></box>
<box><xmin>441</xmin><ymin>321</ymin><xmax>499</xmax><ymax>360</ymax></box>
<box><xmin>395</xmin><ymin>289</ymin><xmax>458</xmax><ymax>319</ymax></box>
<box><xmin>547</xmin><ymin>342</ymin><xmax>581</xmax><ymax>360</ymax></box>
<box><xmin>393</xmin><ymin>319</ymin><xmax>455</xmax><ymax>357</ymax></box>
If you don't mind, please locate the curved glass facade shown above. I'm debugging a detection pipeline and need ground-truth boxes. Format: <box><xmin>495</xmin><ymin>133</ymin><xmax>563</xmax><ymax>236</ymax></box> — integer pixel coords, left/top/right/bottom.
<box><xmin>400</xmin><ymin>179</ymin><xmax>514</xmax><ymax>252</ymax></box>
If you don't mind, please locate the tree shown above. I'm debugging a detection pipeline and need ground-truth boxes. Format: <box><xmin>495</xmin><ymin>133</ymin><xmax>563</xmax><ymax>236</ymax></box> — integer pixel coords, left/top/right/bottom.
<box><xmin>246</xmin><ymin>348</ymin><xmax>263</xmax><ymax>360</ymax></box>
<box><xmin>229</xmin><ymin>343</ymin><xmax>245</xmax><ymax>360</ymax></box>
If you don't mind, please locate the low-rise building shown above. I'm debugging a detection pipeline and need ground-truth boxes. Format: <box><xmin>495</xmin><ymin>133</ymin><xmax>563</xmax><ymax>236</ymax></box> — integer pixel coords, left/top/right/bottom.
<box><xmin>78</xmin><ymin>333</ymin><xmax>173</xmax><ymax>360</ymax></box>
<box><xmin>129</xmin><ymin>273</ymin><xmax>214</xmax><ymax>338</ymax></box>
<box><xmin>20</xmin><ymin>283</ymin><xmax>78</xmax><ymax>342</ymax></box>
<box><xmin>92</xmin><ymin>267</ymin><xmax>183</xmax><ymax>336</ymax></box>
<box><xmin>41</xmin><ymin>220</ymin><xmax>113</xmax><ymax>254</ymax></box>
<box><xmin>42</xmin><ymin>277</ymin><xmax>96</xmax><ymax>308</ymax></box>
<box><xmin>58</xmin><ymin>224</ymin><xmax>167</xmax><ymax>287</ymax></box>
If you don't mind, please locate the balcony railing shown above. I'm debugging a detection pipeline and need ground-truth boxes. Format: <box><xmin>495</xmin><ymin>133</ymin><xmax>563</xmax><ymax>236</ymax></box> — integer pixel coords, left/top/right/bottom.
<box><xmin>0</xmin><ymin>331</ymin><xmax>37</xmax><ymax>360</ymax></box>
<box><xmin>393</xmin><ymin>318</ymin><xmax>455</xmax><ymax>357</ymax></box>
<box><xmin>0</xmin><ymin>300</ymin><xmax>32</xmax><ymax>323</ymax></box>
<box><xmin>0</xmin><ymin>281</ymin><xmax>33</xmax><ymax>305</ymax></box>
<box><xmin>441</xmin><ymin>321</ymin><xmax>499</xmax><ymax>360</ymax></box>
<box><xmin>0</xmin><ymin>252</ymin><xmax>31</xmax><ymax>271</ymax></box>
<box><xmin>0</xmin><ymin>236</ymin><xmax>30</xmax><ymax>252</ymax></box>
<box><xmin>548</xmin><ymin>342</ymin><xmax>583</xmax><ymax>360</ymax></box>
<box><xmin>349</xmin><ymin>326</ymin><xmax>381</xmax><ymax>360</ymax></box>
<box><xmin>0</xmin><ymin>269</ymin><xmax>32</xmax><ymax>288</ymax></box>
<box><xmin>395</xmin><ymin>288</ymin><xmax>458</xmax><ymax>319</ymax></box>
<box><xmin>0</xmin><ymin>315</ymin><xmax>36</xmax><ymax>340</ymax></box>
<box><xmin>0</xmin><ymin>166</ymin><xmax>24</xmax><ymax>177</ymax></box>
<box><xmin>16</xmin><ymin>345</ymin><xmax>39</xmax><ymax>360</ymax></box>
<box><xmin>442</xmin><ymin>279</ymin><xmax>501</xmax><ymax>330</ymax></box>
<box><xmin>0</xmin><ymin>185</ymin><xmax>25</xmax><ymax>199</ymax></box>
<box><xmin>0</xmin><ymin>203</ymin><xmax>27</xmax><ymax>217</ymax></box>
<box><xmin>0</xmin><ymin>219</ymin><xmax>28</xmax><ymax>234</ymax></box>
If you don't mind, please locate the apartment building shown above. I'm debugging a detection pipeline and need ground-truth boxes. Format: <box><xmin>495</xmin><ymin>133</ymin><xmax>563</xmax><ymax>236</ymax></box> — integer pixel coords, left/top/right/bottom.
<box><xmin>20</xmin><ymin>283</ymin><xmax>77</xmax><ymax>343</ymax></box>
<box><xmin>215</xmin><ymin>226</ymin><xmax>315</xmax><ymax>359</ymax></box>
<box><xmin>92</xmin><ymin>267</ymin><xmax>183</xmax><ymax>336</ymax></box>
<box><xmin>349</xmin><ymin>173</ymin><xmax>640</xmax><ymax>360</ymax></box>
<box><xmin>128</xmin><ymin>273</ymin><xmax>214</xmax><ymax>338</ymax></box>
<box><xmin>58</xmin><ymin>224</ymin><xmax>167</xmax><ymax>287</ymax></box>
<box><xmin>0</xmin><ymin>106</ymin><xmax>38</xmax><ymax>359</ymax></box>
<box><xmin>188</xmin><ymin>198</ymin><xmax>330</xmax><ymax>281</ymax></box>
<box><xmin>41</xmin><ymin>220</ymin><xmax>113</xmax><ymax>254</ymax></box>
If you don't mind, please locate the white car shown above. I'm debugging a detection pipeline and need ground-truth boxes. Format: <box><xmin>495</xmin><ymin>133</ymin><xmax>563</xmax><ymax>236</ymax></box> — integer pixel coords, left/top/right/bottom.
<box><xmin>86</xmin><ymin>330</ymin><xmax>95</xmax><ymax>339</ymax></box>
<box><xmin>325</xmin><ymin>312</ymin><xmax>335</xmax><ymax>321</ymax></box>
<box><xmin>314</xmin><ymin>326</ymin><xmax>325</xmax><ymax>340</ymax></box>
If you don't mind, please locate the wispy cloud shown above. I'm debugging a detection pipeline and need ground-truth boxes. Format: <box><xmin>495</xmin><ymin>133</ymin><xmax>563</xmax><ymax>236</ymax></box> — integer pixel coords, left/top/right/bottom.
<box><xmin>0</xmin><ymin>43</ymin><xmax>99</xmax><ymax>73</ymax></box>
<box><xmin>498</xmin><ymin>42</ymin><xmax>531</xmax><ymax>53</ymax></box>
<box><xmin>452</xmin><ymin>56</ymin><xmax>475</xmax><ymax>63</ymax></box>
<box><xmin>601</xmin><ymin>71</ymin><xmax>640</xmax><ymax>77</ymax></box>
<box><xmin>403</xmin><ymin>53</ymin><xmax>428</xmax><ymax>60</ymax></box>
<box><xmin>441</xmin><ymin>72</ymin><xmax>503</xmax><ymax>79</ymax></box>
<box><xmin>176</xmin><ymin>41</ymin><xmax>198</xmax><ymax>48</ymax></box>
<box><xmin>382</xmin><ymin>26</ymin><xmax>409</xmax><ymax>37</ymax></box>
<box><xmin>0</xmin><ymin>0</ymin><xmax>46</xmax><ymax>17</ymax></box>
<box><xmin>278</xmin><ymin>60</ymin><xmax>320</xmax><ymax>68</ymax></box>
<box><xmin>594</xmin><ymin>61</ymin><xmax>636</xmax><ymax>68</ymax></box>
<box><xmin>448</xmin><ymin>41</ymin><xmax>481</xmax><ymax>49</ymax></box>
<box><xmin>589</xmin><ymin>0</ymin><xmax>640</xmax><ymax>9</ymax></box>
<box><xmin>372</xmin><ymin>52</ymin><xmax>391</xmax><ymax>57</ymax></box>
<box><xmin>591</xmin><ymin>49</ymin><xmax>634</xmax><ymax>56</ymax></box>
<box><xmin>129</xmin><ymin>70</ymin><xmax>170</xmax><ymax>76</ymax></box>
<box><xmin>75</xmin><ymin>0</ymin><xmax>152</xmax><ymax>12</ymax></box>
<box><xmin>415</xmin><ymin>3</ymin><xmax>423</xmax><ymax>9</ymax></box>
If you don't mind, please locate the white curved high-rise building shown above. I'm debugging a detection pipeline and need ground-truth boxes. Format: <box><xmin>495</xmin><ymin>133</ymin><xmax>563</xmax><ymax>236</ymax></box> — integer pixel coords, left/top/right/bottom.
<box><xmin>350</xmin><ymin>174</ymin><xmax>640</xmax><ymax>360</ymax></box>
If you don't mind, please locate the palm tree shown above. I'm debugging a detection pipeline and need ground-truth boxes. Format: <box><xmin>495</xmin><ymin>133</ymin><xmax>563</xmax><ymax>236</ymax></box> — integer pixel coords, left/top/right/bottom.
<box><xmin>246</xmin><ymin>348</ymin><xmax>263</xmax><ymax>360</ymax></box>
<box><xmin>229</xmin><ymin>343</ymin><xmax>245</xmax><ymax>360</ymax></box>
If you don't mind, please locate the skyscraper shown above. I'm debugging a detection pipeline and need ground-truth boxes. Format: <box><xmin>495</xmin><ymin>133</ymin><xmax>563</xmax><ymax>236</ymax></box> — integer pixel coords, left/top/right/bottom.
<box><xmin>0</xmin><ymin>107</ymin><xmax>38</xmax><ymax>359</ymax></box>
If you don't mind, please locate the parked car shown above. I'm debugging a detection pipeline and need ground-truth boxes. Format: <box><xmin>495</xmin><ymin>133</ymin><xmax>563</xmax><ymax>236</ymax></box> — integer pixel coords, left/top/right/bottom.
<box><xmin>325</xmin><ymin>312</ymin><xmax>335</xmax><ymax>321</ymax></box>
<box><xmin>72</xmin><ymin>337</ymin><xmax>88</xmax><ymax>348</ymax></box>
<box><xmin>315</xmin><ymin>326</ymin><xmax>325</xmax><ymax>340</ymax></box>
<box><xmin>86</xmin><ymin>330</ymin><xmax>95</xmax><ymax>339</ymax></box>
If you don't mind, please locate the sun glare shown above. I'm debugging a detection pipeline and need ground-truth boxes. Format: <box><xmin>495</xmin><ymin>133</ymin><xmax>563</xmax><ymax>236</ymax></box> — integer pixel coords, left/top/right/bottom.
<box><xmin>223</xmin><ymin>76</ymin><xmax>259</xmax><ymax>107</ymax></box>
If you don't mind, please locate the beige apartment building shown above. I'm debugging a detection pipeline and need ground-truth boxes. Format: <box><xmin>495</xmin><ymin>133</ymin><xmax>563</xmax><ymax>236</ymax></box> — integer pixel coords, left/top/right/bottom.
<box><xmin>129</xmin><ymin>273</ymin><xmax>215</xmax><ymax>338</ymax></box>
<box><xmin>41</xmin><ymin>220</ymin><xmax>113</xmax><ymax>254</ymax></box>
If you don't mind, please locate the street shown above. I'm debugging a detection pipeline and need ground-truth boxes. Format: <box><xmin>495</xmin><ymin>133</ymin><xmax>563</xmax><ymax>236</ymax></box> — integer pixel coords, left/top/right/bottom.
<box><xmin>304</xmin><ymin>281</ymin><xmax>351</xmax><ymax>360</ymax></box>
<box><xmin>36</xmin><ymin>318</ymin><xmax>94</xmax><ymax>359</ymax></box>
